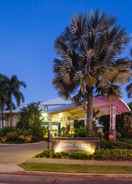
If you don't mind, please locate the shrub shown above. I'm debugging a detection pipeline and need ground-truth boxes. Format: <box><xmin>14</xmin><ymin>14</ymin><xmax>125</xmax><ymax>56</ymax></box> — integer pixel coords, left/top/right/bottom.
<box><xmin>24</xmin><ymin>135</ymin><xmax>33</xmax><ymax>143</ymax></box>
<box><xmin>0</xmin><ymin>127</ymin><xmax>39</xmax><ymax>143</ymax></box>
<box><xmin>0</xmin><ymin>127</ymin><xmax>16</xmax><ymax>137</ymax></box>
<box><xmin>36</xmin><ymin>150</ymin><xmax>54</xmax><ymax>158</ymax></box>
<box><xmin>17</xmin><ymin>102</ymin><xmax>44</xmax><ymax>141</ymax></box>
<box><xmin>6</xmin><ymin>131</ymin><xmax>18</xmax><ymax>142</ymax></box>
<box><xmin>74</xmin><ymin>128</ymin><xmax>88</xmax><ymax>137</ymax></box>
<box><xmin>68</xmin><ymin>152</ymin><xmax>91</xmax><ymax>160</ymax></box>
<box><xmin>74</xmin><ymin>127</ymin><xmax>97</xmax><ymax>137</ymax></box>
<box><xmin>100</xmin><ymin>139</ymin><xmax>114</xmax><ymax>149</ymax></box>
<box><xmin>101</xmin><ymin>139</ymin><xmax>132</xmax><ymax>149</ymax></box>
<box><xmin>36</xmin><ymin>149</ymin><xmax>132</xmax><ymax>160</ymax></box>
<box><xmin>0</xmin><ymin>136</ymin><xmax>7</xmax><ymax>143</ymax></box>
<box><xmin>36</xmin><ymin>150</ymin><xmax>92</xmax><ymax>159</ymax></box>
<box><xmin>94</xmin><ymin>149</ymin><xmax>132</xmax><ymax>160</ymax></box>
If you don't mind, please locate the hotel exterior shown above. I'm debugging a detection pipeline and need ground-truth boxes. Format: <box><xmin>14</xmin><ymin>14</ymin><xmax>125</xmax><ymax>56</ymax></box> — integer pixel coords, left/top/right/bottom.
<box><xmin>0</xmin><ymin>96</ymin><xmax>130</xmax><ymax>137</ymax></box>
<box><xmin>41</xmin><ymin>96</ymin><xmax>130</xmax><ymax>137</ymax></box>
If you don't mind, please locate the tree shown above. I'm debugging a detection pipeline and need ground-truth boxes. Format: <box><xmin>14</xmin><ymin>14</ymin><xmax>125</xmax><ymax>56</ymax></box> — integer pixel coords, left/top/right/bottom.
<box><xmin>17</xmin><ymin>102</ymin><xmax>43</xmax><ymax>140</ymax></box>
<box><xmin>52</xmin><ymin>10</ymin><xmax>132</xmax><ymax>132</ymax></box>
<box><xmin>0</xmin><ymin>74</ymin><xmax>26</xmax><ymax>127</ymax></box>
<box><xmin>0</xmin><ymin>74</ymin><xmax>9</xmax><ymax>127</ymax></box>
<box><xmin>6</xmin><ymin>75</ymin><xmax>26</xmax><ymax>126</ymax></box>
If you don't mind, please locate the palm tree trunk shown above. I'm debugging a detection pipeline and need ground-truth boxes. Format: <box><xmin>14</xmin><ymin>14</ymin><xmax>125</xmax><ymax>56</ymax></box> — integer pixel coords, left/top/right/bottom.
<box><xmin>1</xmin><ymin>108</ymin><xmax>4</xmax><ymax>128</ymax></box>
<box><xmin>9</xmin><ymin>109</ymin><xmax>13</xmax><ymax>127</ymax></box>
<box><xmin>85</xmin><ymin>93</ymin><xmax>94</xmax><ymax>132</ymax></box>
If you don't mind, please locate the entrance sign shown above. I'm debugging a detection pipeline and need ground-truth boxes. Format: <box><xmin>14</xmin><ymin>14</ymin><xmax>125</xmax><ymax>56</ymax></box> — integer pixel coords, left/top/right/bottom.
<box><xmin>53</xmin><ymin>137</ymin><xmax>99</xmax><ymax>155</ymax></box>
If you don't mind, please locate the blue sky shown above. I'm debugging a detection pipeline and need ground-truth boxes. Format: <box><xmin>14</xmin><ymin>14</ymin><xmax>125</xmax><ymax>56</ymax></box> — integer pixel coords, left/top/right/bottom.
<box><xmin>0</xmin><ymin>0</ymin><xmax>132</xmax><ymax>103</ymax></box>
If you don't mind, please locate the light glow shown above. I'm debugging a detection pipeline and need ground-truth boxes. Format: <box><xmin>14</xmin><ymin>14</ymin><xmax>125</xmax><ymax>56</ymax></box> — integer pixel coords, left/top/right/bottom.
<box><xmin>54</xmin><ymin>141</ymin><xmax>96</xmax><ymax>155</ymax></box>
<box><xmin>41</xmin><ymin>112</ymin><xmax>48</xmax><ymax>121</ymax></box>
<box><xmin>58</xmin><ymin>113</ymin><xmax>63</xmax><ymax>120</ymax></box>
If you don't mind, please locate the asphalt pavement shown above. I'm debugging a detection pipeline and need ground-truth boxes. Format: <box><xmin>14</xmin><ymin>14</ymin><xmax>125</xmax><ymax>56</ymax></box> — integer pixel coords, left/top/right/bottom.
<box><xmin>0</xmin><ymin>173</ymin><xmax>131</xmax><ymax>184</ymax></box>
<box><xmin>0</xmin><ymin>141</ymin><xmax>46</xmax><ymax>164</ymax></box>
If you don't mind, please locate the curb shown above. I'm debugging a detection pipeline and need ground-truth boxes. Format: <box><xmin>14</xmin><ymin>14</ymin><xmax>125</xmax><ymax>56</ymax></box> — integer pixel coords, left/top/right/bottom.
<box><xmin>26</xmin><ymin>158</ymin><xmax>132</xmax><ymax>166</ymax></box>
<box><xmin>0</xmin><ymin>141</ymin><xmax>45</xmax><ymax>146</ymax></box>
<box><xmin>0</xmin><ymin>171</ymin><xmax>132</xmax><ymax>178</ymax></box>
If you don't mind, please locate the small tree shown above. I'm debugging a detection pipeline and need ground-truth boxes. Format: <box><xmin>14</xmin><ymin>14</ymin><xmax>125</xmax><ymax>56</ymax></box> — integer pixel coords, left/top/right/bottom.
<box><xmin>17</xmin><ymin>102</ymin><xmax>43</xmax><ymax>140</ymax></box>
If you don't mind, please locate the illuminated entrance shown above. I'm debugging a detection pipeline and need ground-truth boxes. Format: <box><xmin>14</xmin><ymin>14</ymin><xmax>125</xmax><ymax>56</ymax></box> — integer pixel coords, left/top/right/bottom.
<box><xmin>41</xmin><ymin>96</ymin><xmax>130</xmax><ymax>140</ymax></box>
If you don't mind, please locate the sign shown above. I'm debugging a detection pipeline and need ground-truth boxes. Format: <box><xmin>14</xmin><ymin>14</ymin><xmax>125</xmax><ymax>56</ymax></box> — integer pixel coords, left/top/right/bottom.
<box><xmin>53</xmin><ymin>138</ymin><xmax>99</xmax><ymax>155</ymax></box>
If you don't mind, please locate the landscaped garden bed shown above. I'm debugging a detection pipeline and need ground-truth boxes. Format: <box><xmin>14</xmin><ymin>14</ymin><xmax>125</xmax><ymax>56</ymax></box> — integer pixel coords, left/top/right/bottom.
<box><xmin>0</xmin><ymin>127</ymin><xmax>43</xmax><ymax>144</ymax></box>
<box><xmin>36</xmin><ymin>148</ymin><xmax>132</xmax><ymax>160</ymax></box>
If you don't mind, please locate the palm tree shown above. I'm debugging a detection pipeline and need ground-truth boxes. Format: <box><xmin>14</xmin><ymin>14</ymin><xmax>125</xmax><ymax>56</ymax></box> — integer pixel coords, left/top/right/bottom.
<box><xmin>52</xmin><ymin>10</ymin><xmax>132</xmax><ymax>132</ymax></box>
<box><xmin>6</xmin><ymin>75</ymin><xmax>26</xmax><ymax>126</ymax></box>
<box><xmin>0</xmin><ymin>74</ymin><xmax>9</xmax><ymax>127</ymax></box>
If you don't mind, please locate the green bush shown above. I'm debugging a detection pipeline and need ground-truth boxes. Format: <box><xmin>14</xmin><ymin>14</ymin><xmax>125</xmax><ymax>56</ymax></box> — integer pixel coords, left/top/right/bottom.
<box><xmin>94</xmin><ymin>149</ymin><xmax>132</xmax><ymax>160</ymax></box>
<box><xmin>0</xmin><ymin>127</ymin><xmax>16</xmax><ymax>137</ymax></box>
<box><xmin>36</xmin><ymin>149</ymin><xmax>132</xmax><ymax>160</ymax></box>
<box><xmin>68</xmin><ymin>152</ymin><xmax>91</xmax><ymax>160</ymax></box>
<box><xmin>100</xmin><ymin>139</ymin><xmax>114</xmax><ymax>149</ymax></box>
<box><xmin>74</xmin><ymin>128</ymin><xmax>88</xmax><ymax>137</ymax></box>
<box><xmin>36</xmin><ymin>150</ymin><xmax>54</xmax><ymax>158</ymax></box>
<box><xmin>36</xmin><ymin>150</ymin><xmax>92</xmax><ymax>160</ymax></box>
<box><xmin>0</xmin><ymin>127</ymin><xmax>38</xmax><ymax>144</ymax></box>
<box><xmin>6</xmin><ymin>131</ymin><xmax>18</xmax><ymax>141</ymax></box>
<box><xmin>74</xmin><ymin>128</ymin><xmax>96</xmax><ymax>137</ymax></box>
<box><xmin>101</xmin><ymin>139</ymin><xmax>132</xmax><ymax>149</ymax></box>
<box><xmin>17</xmin><ymin>102</ymin><xmax>44</xmax><ymax>141</ymax></box>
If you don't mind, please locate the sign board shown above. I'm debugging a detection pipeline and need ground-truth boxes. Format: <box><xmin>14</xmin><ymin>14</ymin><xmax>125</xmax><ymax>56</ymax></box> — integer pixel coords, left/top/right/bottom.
<box><xmin>53</xmin><ymin>138</ymin><xmax>99</xmax><ymax>155</ymax></box>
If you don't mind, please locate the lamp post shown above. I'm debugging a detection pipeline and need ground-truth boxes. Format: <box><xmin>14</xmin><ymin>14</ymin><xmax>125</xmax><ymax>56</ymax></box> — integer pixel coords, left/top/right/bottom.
<box><xmin>43</xmin><ymin>105</ymin><xmax>51</xmax><ymax>150</ymax></box>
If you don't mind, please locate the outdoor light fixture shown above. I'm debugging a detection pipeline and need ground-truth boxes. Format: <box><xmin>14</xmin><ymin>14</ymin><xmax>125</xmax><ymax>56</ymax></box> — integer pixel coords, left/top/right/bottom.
<box><xmin>42</xmin><ymin>104</ymin><xmax>51</xmax><ymax>150</ymax></box>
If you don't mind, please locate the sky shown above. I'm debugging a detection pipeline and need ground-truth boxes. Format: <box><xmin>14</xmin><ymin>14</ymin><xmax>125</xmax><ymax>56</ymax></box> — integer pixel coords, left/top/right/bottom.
<box><xmin>0</xmin><ymin>0</ymin><xmax>132</xmax><ymax>103</ymax></box>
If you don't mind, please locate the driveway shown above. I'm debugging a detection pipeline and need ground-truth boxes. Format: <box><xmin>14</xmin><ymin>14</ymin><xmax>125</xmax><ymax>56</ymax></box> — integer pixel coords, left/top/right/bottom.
<box><xmin>0</xmin><ymin>141</ymin><xmax>46</xmax><ymax>164</ymax></box>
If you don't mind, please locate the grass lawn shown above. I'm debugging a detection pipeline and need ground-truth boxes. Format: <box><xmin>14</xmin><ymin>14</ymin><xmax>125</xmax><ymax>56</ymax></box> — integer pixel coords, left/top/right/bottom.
<box><xmin>21</xmin><ymin>162</ymin><xmax>132</xmax><ymax>174</ymax></box>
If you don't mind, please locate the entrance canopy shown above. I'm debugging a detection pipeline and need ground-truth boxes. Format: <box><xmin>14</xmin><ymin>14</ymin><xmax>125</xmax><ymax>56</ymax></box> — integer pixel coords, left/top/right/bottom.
<box><xmin>42</xmin><ymin>96</ymin><xmax>130</xmax><ymax>117</ymax></box>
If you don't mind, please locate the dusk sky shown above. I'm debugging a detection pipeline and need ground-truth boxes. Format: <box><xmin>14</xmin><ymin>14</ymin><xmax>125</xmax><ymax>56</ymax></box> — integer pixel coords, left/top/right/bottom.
<box><xmin>0</xmin><ymin>0</ymin><xmax>132</xmax><ymax>103</ymax></box>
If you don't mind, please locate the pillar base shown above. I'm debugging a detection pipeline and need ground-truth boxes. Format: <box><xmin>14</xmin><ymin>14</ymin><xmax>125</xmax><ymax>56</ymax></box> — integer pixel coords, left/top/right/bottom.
<box><xmin>108</xmin><ymin>130</ymin><xmax>116</xmax><ymax>142</ymax></box>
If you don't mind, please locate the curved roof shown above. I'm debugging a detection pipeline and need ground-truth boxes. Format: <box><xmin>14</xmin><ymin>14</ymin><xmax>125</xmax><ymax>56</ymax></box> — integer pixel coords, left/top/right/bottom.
<box><xmin>42</xmin><ymin>96</ymin><xmax>130</xmax><ymax>115</ymax></box>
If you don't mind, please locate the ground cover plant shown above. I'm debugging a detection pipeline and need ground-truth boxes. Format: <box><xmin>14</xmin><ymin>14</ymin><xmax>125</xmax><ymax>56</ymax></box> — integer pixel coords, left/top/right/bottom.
<box><xmin>36</xmin><ymin>148</ymin><xmax>132</xmax><ymax>160</ymax></box>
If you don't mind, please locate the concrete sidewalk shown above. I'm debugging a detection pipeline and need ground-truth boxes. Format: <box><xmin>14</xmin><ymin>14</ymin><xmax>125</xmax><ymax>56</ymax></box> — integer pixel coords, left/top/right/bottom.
<box><xmin>0</xmin><ymin>164</ymin><xmax>24</xmax><ymax>173</ymax></box>
<box><xmin>26</xmin><ymin>158</ymin><xmax>132</xmax><ymax>166</ymax></box>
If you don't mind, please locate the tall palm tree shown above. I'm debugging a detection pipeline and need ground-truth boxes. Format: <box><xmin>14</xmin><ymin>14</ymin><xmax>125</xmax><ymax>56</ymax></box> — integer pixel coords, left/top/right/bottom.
<box><xmin>6</xmin><ymin>75</ymin><xmax>26</xmax><ymax>126</ymax></box>
<box><xmin>53</xmin><ymin>10</ymin><xmax>132</xmax><ymax>131</ymax></box>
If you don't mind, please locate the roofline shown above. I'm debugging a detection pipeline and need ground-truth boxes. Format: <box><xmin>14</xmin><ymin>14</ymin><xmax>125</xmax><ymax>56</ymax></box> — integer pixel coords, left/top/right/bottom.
<box><xmin>119</xmin><ymin>98</ymin><xmax>131</xmax><ymax>112</ymax></box>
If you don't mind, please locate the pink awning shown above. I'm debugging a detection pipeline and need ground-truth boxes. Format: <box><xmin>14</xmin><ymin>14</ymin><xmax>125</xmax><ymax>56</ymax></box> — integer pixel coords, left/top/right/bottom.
<box><xmin>93</xmin><ymin>96</ymin><xmax>130</xmax><ymax>115</ymax></box>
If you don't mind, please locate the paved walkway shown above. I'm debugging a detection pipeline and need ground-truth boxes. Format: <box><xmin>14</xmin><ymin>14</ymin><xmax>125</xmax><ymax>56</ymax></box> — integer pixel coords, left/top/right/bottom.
<box><xmin>27</xmin><ymin>158</ymin><xmax>132</xmax><ymax>166</ymax></box>
<box><xmin>0</xmin><ymin>164</ymin><xmax>24</xmax><ymax>173</ymax></box>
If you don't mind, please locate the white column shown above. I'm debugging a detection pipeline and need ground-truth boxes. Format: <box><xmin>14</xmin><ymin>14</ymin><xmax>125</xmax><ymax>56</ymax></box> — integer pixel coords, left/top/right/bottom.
<box><xmin>111</xmin><ymin>105</ymin><xmax>116</xmax><ymax>131</ymax></box>
<box><xmin>109</xmin><ymin>104</ymin><xmax>117</xmax><ymax>141</ymax></box>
